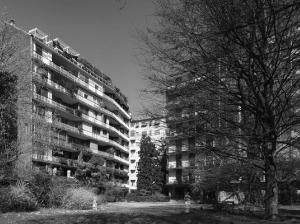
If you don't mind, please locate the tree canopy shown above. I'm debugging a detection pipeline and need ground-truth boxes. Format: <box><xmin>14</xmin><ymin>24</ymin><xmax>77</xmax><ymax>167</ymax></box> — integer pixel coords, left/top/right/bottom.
<box><xmin>137</xmin><ymin>136</ymin><xmax>163</xmax><ymax>193</ymax></box>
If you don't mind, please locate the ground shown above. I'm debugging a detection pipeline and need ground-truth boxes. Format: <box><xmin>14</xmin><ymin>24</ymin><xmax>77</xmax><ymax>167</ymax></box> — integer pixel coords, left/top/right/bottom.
<box><xmin>0</xmin><ymin>202</ymin><xmax>299</xmax><ymax>224</ymax></box>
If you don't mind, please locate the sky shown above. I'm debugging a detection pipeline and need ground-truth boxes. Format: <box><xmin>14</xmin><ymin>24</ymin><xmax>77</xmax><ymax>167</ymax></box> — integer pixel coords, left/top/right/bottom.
<box><xmin>0</xmin><ymin>0</ymin><xmax>156</xmax><ymax>117</ymax></box>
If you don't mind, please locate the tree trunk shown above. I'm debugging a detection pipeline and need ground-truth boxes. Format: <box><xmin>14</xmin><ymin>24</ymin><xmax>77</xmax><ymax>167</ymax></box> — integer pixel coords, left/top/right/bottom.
<box><xmin>264</xmin><ymin>141</ymin><xmax>278</xmax><ymax>220</ymax></box>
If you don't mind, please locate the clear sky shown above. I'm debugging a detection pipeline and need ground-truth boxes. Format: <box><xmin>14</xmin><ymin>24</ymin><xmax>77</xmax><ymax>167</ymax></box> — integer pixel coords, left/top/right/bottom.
<box><xmin>0</xmin><ymin>0</ymin><xmax>155</xmax><ymax>117</ymax></box>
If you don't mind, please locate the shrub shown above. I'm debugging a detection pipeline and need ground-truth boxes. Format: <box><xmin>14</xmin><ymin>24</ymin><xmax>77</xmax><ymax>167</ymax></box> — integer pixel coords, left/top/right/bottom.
<box><xmin>97</xmin><ymin>194</ymin><xmax>107</xmax><ymax>204</ymax></box>
<box><xmin>126</xmin><ymin>191</ymin><xmax>170</xmax><ymax>202</ymax></box>
<box><xmin>48</xmin><ymin>176</ymin><xmax>80</xmax><ymax>208</ymax></box>
<box><xmin>104</xmin><ymin>185</ymin><xmax>128</xmax><ymax>202</ymax></box>
<box><xmin>0</xmin><ymin>181</ymin><xmax>38</xmax><ymax>212</ymax></box>
<box><xmin>61</xmin><ymin>187</ymin><xmax>96</xmax><ymax>210</ymax></box>
<box><xmin>28</xmin><ymin>171</ymin><xmax>52</xmax><ymax>207</ymax></box>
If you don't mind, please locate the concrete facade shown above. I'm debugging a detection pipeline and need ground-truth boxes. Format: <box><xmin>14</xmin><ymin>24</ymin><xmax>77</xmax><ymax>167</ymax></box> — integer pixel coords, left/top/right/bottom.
<box><xmin>12</xmin><ymin>25</ymin><xmax>131</xmax><ymax>187</ymax></box>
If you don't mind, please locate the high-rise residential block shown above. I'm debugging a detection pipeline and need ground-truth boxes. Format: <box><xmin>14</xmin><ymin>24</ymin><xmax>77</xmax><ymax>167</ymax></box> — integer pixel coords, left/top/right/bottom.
<box><xmin>11</xmin><ymin>24</ymin><xmax>131</xmax><ymax>187</ymax></box>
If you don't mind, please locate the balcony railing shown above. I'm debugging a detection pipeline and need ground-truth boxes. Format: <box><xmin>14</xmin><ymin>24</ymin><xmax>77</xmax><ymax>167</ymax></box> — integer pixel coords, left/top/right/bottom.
<box><xmin>47</xmin><ymin>43</ymin><xmax>129</xmax><ymax>105</ymax></box>
<box><xmin>74</xmin><ymin>92</ymin><xmax>129</xmax><ymax>130</ymax></box>
<box><xmin>168</xmin><ymin>146</ymin><xmax>190</xmax><ymax>154</ymax></box>
<box><xmin>80</xmin><ymin>128</ymin><xmax>109</xmax><ymax>143</ymax></box>
<box><xmin>32</xmin><ymin>153</ymin><xmax>78</xmax><ymax>167</ymax></box>
<box><xmin>168</xmin><ymin>162</ymin><xmax>190</xmax><ymax>169</ymax></box>
<box><xmin>33</xmin><ymin>95</ymin><xmax>129</xmax><ymax>153</ymax></box>
<box><xmin>32</xmin><ymin>51</ymin><xmax>129</xmax><ymax>114</ymax></box>
<box><xmin>109</xmin><ymin>139</ymin><xmax>129</xmax><ymax>153</ymax></box>
<box><xmin>102</xmin><ymin>93</ymin><xmax>130</xmax><ymax>119</ymax></box>
<box><xmin>33</xmin><ymin>93</ymin><xmax>78</xmax><ymax>117</ymax></box>
<box><xmin>53</xmin><ymin>121</ymin><xmax>80</xmax><ymax>134</ymax></box>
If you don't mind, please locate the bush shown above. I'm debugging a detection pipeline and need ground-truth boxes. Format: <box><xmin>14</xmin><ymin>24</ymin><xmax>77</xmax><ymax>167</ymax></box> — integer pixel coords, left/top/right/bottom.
<box><xmin>104</xmin><ymin>186</ymin><xmax>128</xmax><ymax>202</ymax></box>
<box><xmin>28</xmin><ymin>171</ymin><xmax>52</xmax><ymax>207</ymax></box>
<box><xmin>97</xmin><ymin>194</ymin><xmax>107</xmax><ymax>204</ymax></box>
<box><xmin>0</xmin><ymin>181</ymin><xmax>38</xmax><ymax>212</ymax></box>
<box><xmin>61</xmin><ymin>187</ymin><xmax>96</xmax><ymax>210</ymax></box>
<box><xmin>48</xmin><ymin>176</ymin><xmax>80</xmax><ymax>208</ymax></box>
<box><xmin>126</xmin><ymin>191</ymin><xmax>170</xmax><ymax>202</ymax></box>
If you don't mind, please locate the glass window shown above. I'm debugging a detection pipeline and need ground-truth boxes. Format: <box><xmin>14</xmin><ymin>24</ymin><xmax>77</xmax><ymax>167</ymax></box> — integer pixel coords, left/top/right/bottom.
<box><xmin>36</xmin><ymin>44</ymin><xmax>42</xmax><ymax>56</ymax></box>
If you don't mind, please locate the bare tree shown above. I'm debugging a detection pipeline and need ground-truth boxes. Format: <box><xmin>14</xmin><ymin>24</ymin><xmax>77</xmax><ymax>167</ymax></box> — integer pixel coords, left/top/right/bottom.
<box><xmin>140</xmin><ymin>0</ymin><xmax>300</xmax><ymax>219</ymax></box>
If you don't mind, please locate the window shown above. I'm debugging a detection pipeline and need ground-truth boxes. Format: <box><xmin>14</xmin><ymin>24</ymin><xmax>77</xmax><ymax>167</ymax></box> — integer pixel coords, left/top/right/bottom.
<box><xmin>130</xmin><ymin>170</ymin><xmax>135</xmax><ymax>174</ymax></box>
<box><xmin>131</xmin><ymin>160</ymin><xmax>135</xmax><ymax>164</ymax></box>
<box><xmin>154</xmin><ymin>130</ymin><xmax>160</xmax><ymax>135</ymax></box>
<box><xmin>131</xmin><ymin>180</ymin><xmax>136</xmax><ymax>186</ymax></box>
<box><xmin>149</xmin><ymin>130</ymin><xmax>152</xmax><ymax>136</ymax></box>
<box><xmin>25</xmin><ymin>123</ymin><xmax>29</xmax><ymax>135</ymax></box>
<box><xmin>141</xmin><ymin>122</ymin><xmax>147</xmax><ymax>127</ymax></box>
<box><xmin>84</xmin><ymin>94</ymin><xmax>88</xmax><ymax>99</ymax></box>
<box><xmin>130</xmin><ymin>130</ymin><xmax>135</xmax><ymax>137</ymax></box>
<box><xmin>93</xmin><ymin>126</ymin><xmax>101</xmax><ymax>135</ymax></box>
<box><xmin>130</xmin><ymin>150</ymin><xmax>135</xmax><ymax>154</ymax></box>
<box><xmin>95</xmin><ymin>85</ymin><xmax>98</xmax><ymax>90</ymax></box>
<box><xmin>36</xmin><ymin>44</ymin><xmax>42</xmax><ymax>56</ymax></box>
<box><xmin>142</xmin><ymin>131</ymin><xmax>147</xmax><ymax>136</ymax></box>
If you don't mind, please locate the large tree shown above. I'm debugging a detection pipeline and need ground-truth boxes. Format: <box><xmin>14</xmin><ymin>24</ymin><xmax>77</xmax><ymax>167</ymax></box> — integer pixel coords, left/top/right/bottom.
<box><xmin>140</xmin><ymin>0</ymin><xmax>300</xmax><ymax>219</ymax></box>
<box><xmin>137</xmin><ymin>136</ymin><xmax>163</xmax><ymax>193</ymax></box>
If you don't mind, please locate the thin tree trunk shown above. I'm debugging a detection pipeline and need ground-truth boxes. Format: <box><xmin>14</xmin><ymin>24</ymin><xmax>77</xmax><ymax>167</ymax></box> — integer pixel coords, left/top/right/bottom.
<box><xmin>264</xmin><ymin>141</ymin><xmax>278</xmax><ymax>220</ymax></box>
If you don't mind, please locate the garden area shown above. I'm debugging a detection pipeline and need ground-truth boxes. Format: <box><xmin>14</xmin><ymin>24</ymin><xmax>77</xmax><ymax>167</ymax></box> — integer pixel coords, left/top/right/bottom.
<box><xmin>1</xmin><ymin>202</ymin><xmax>299</xmax><ymax>224</ymax></box>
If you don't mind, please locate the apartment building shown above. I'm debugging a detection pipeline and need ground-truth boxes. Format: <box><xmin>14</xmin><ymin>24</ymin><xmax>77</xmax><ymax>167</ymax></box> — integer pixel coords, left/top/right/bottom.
<box><xmin>165</xmin><ymin>73</ymin><xmax>202</xmax><ymax>199</ymax></box>
<box><xmin>11</xmin><ymin>24</ymin><xmax>131</xmax><ymax>187</ymax></box>
<box><xmin>128</xmin><ymin>118</ymin><xmax>167</xmax><ymax>191</ymax></box>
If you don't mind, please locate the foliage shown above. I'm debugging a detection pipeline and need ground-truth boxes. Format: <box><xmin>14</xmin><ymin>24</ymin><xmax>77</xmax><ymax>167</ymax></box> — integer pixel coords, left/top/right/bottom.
<box><xmin>28</xmin><ymin>170</ymin><xmax>53</xmax><ymax>207</ymax></box>
<box><xmin>0</xmin><ymin>71</ymin><xmax>17</xmax><ymax>178</ymax></box>
<box><xmin>104</xmin><ymin>185</ymin><xmax>128</xmax><ymax>202</ymax></box>
<box><xmin>140</xmin><ymin>0</ymin><xmax>300</xmax><ymax>218</ymax></box>
<box><xmin>75</xmin><ymin>155</ymin><xmax>107</xmax><ymax>187</ymax></box>
<box><xmin>61</xmin><ymin>187</ymin><xmax>96</xmax><ymax>210</ymax></box>
<box><xmin>137</xmin><ymin>136</ymin><xmax>163</xmax><ymax>193</ymax></box>
<box><xmin>126</xmin><ymin>191</ymin><xmax>170</xmax><ymax>202</ymax></box>
<box><xmin>0</xmin><ymin>181</ymin><xmax>38</xmax><ymax>212</ymax></box>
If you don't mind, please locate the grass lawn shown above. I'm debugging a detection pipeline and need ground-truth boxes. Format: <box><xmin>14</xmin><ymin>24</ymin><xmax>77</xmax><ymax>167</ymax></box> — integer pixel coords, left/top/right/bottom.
<box><xmin>0</xmin><ymin>203</ymin><xmax>299</xmax><ymax>224</ymax></box>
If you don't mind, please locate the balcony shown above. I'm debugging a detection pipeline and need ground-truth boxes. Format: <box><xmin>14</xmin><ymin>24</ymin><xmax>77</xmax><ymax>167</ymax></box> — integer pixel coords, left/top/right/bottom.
<box><xmin>53</xmin><ymin>121</ymin><xmax>81</xmax><ymax>135</ymax></box>
<box><xmin>99</xmin><ymin>166</ymin><xmax>128</xmax><ymax>177</ymax></box>
<box><xmin>96</xmin><ymin>150</ymin><xmax>129</xmax><ymax>165</ymax></box>
<box><xmin>32</xmin><ymin>153</ymin><xmax>78</xmax><ymax>168</ymax></box>
<box><xmin>80</xmin><ymin>128</ymin><xmax>109</xmax><ymax>143</ymax></box>
<box><xmin>33</xmin><ymin>73</ymin><xmax>72</xmax><ymax>97</ymax></box>
<box><xmin>102</xmin><ymin>93</ymin><xmax>130</xmax><ymax>119</ymax></box>
<box><xmin>33</xmin><ymin>52</ymin><xmax>102</xmax><ymax>97</ymax></box>
<box><xmin>167</xmin><ymin>147</ymin><xmax>190</xmax><ymax>154</ymax></box>
<box><xmin>32</xmin><ymin>51</ymin><xmax>129</xmax><ymax>111</ymax></box>
<box><xmin>168</xmin><ymin>162</ymin><xmax>190</xmax><ymax>169</ymax></box>
<box><xmin>33</xmin><ymin>93</ymin><xmax>78</xmax><ymax>117</ymax></box>
<box><xmin>109</xmin><ymin>139</ymin><xmax>129</xmax><ymax>153</ymax></box>
<box><xmin>74</xmin><ymin>92</ymin><xmax>129</xmax><ymax>130</ymax></box>
<box><xmin>77</xmin><ymin>113</ymin><xmax>129</xmax><ymax>141</ymax></box>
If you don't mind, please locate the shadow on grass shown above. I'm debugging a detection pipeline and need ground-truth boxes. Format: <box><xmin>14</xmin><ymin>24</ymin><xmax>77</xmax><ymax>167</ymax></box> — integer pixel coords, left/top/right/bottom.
<box><xmin>22</xmin><ymin>210</ymin><xmax>240</xmax><ymax>224</ymax></box>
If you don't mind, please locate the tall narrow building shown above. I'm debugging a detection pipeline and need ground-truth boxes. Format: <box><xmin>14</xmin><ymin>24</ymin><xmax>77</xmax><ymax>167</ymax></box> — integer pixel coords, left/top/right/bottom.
<box><xmin>11</xmin><ymin>24</ymin><xmax>130</xmax><ymax>187</ymax></box>
<box><xmin>129</xmin><ymin>118</ymin><xmax>167</xmax><ymax>191</ymax></box>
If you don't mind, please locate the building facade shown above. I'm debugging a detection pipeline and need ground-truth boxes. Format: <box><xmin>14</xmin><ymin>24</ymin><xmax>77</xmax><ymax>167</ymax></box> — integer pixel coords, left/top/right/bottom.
<box><xmin>12</xmin><ymin>25</ymin><xmax>131</xmax><ymax>187</ymax></box>
<box><xmin>128</xmin><ymin>118</ymin><xmax>167</xmax><ymax>191</ymax></box>
<box><xmin>165</xmin><ymin>74</ymin><xmax>201</xmax><ymax>199</ymax></box>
